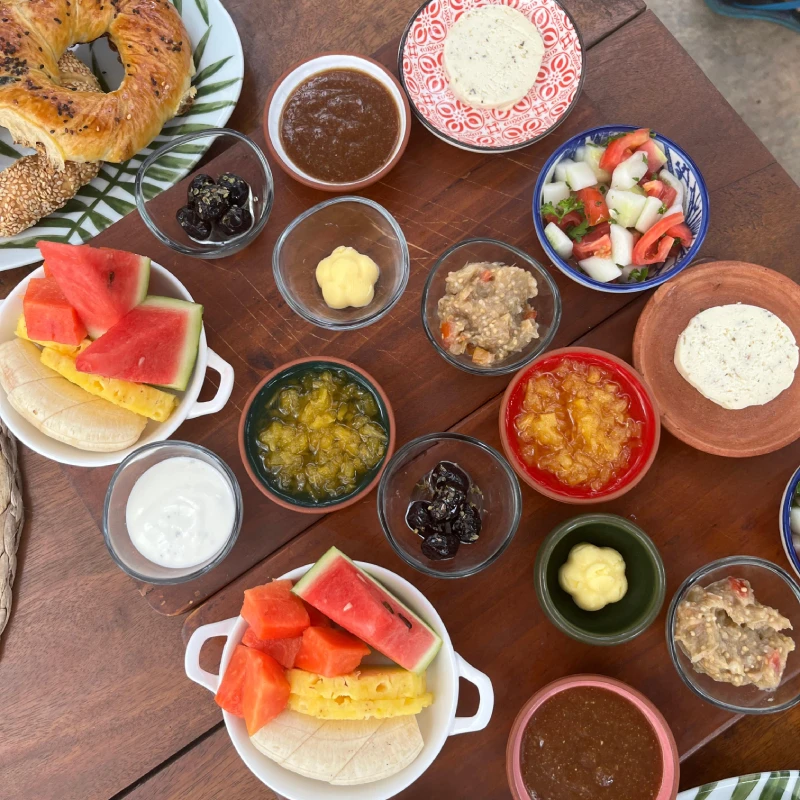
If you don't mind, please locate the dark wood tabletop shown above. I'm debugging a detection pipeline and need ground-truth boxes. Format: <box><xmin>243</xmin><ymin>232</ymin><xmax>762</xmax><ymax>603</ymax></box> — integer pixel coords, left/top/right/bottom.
<box><xmin>1</xmin><ymin>1</ymin><xmax>799</xmax><ymax>798</ymax></box>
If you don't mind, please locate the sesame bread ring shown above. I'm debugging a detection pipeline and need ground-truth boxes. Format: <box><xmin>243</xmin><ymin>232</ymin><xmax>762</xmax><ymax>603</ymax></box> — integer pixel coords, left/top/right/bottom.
<box><xmin>0</xmin><ymin>0</ymin><xmax>194</xmax><ymax>167</ymax></box>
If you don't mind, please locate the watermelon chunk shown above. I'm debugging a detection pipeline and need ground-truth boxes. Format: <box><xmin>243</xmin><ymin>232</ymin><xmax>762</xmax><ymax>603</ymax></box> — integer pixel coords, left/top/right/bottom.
<box><xmin>23</xmin><ymin>278</ymin><xmax>87</xmax><ymax>345</ymax></box>
<box><xmin>242</xmin><ymin>649</ymin><xmax>291</xmax><ymax>735</ymax></box>
<box><xmin>75</xmin><ymin>296</ymin><xmax>203</xmax><ymax>391</ymax></box>
<box><xmin>294</xmin><ymin>626</ymin><xmax>370</xmax><ymax>677</ymax></box>
<box><xmin>241</xmin><ymin>579</ymin><xmax>310</xmax><ymax>641</ymax></box>
<box><xmin>38</xmin><ymin>242</ymin><xmax>150</xmax><ymax>338</ymax></box>
<box><xmin>303</xmin><ymin>601</ymin><xmax>331</xmax><ymax>628</ymax></box>
<box><xmin>242</xmin><ymin>627</ymin><xmax>303</xmax><ymax>669</ymax></box>
<box><xmin>293</xmin><ymin>548</ymin><xmax>442</xmax><ymax>673</ymax></box>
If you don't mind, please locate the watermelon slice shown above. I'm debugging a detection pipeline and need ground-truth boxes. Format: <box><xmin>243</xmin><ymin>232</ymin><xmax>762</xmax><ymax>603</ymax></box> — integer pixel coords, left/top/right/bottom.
<box><xmin>23</xmin><ymin>278</ymin><xmax>87</xmax><ymax>345</ymax></box>
<box><xmin>293</xmin><ymin>548</ymin><xmax>442</xmax><ymax>673</ymax></box>
<box><xmin>75</xmin><ymin>297</ymin><xmax>203</xmax><ymax>391</ymax></box>
<box><xmin>38</xmin><ymin>242</ymin><xmax>150</xmax><ymax>338</ymax></box>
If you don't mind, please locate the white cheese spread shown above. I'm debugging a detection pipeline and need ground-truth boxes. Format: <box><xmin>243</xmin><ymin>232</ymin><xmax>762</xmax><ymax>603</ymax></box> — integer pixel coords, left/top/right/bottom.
<box><xmin>674</xmin><ymin>303</ymin><xmax>799</xmax><ymax>410</ymax></box>
<box><xmin>443</xmin><ymin>5</ymin><xmax>544</xmax><ymax>111</ymax></box>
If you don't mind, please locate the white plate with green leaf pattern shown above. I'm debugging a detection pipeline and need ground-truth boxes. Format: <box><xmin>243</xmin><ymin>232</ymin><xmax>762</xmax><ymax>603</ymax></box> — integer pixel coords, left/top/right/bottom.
<box><xmin>0</xmin><ymin>0</ymin><xmax>243</xmax><ymax>269</ymax></box>
<box><xmin>679</xmin><ymin>771</ymin><xmax>800</xmax><ymax>799</ymax></box>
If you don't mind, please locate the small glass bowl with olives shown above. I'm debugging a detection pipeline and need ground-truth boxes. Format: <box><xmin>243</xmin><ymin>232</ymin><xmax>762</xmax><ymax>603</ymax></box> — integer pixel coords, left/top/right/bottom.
<box><xmin>135</xmin><ymin>128</ymin><xmax>274</xmax><ymax>260</ymax></box>
<box><xmin>377</xmin><ymin>432</ymin><xmax>523</xmax><ymax>579</ymax></box>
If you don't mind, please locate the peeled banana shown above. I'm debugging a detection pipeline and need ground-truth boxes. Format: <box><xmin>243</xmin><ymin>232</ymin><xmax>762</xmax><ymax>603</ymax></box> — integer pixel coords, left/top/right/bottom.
<box><xmin>0</xmin><ymin>339</ymin><xmax>146</xmax><ymax>452</ymax></box>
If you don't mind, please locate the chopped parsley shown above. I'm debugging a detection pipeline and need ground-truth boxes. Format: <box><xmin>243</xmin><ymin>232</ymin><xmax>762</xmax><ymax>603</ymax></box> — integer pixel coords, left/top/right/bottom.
<box><xmin>600</xmin><ymin>132</ymin><xmax>627</xmax><ymax>146</ymax></box>
<box><xmin>627</xmin><ymin>267</ymin><xmax>649</xmax><ymax>283</ymax></box>
<box><xmin>541</xmin><ymin>196</ymin><xmax>584</xmax><ymax>221</ymax></box>
<box><xmin>567</xmin><ymin>218</ymin><xmax>590</xmax><ymax>242</ymax></box>
<box><xmin>658</xmin><ymin>203</ymin><xmax>668</xmax><ymax>214</ymax></box>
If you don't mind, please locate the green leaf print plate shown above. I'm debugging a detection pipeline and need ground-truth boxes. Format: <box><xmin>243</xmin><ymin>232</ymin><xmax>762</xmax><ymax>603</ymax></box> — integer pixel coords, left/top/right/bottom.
<box><xmin>679</xmin><ymin>771</ymin><xmax>800</xmax><ymax>800</ymax></box>
<box><xmin>0</xmin><ymin>0</ymin><xmax>243</xmax><ymax>269</ymax></box>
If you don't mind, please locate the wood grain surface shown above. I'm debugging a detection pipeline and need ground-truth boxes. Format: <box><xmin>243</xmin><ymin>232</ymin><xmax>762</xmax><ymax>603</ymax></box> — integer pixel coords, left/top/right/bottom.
<box><xmin>0</xmin><ymin>0</ymin><xmax>797</xmax><ymax>799</ymax></box>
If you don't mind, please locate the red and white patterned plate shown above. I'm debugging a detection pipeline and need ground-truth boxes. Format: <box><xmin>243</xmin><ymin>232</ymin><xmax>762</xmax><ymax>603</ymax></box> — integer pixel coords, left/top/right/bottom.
<box><xmin>399</xmin><ymin>0</ymin><xmax>584</xmax><ymax>152</ymax></box>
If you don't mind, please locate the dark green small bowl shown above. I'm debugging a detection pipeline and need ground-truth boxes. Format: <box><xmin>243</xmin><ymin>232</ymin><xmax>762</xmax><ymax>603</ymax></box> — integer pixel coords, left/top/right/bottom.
<box><xmin>238</xmin><ymin>357</ymin><xmax>396</xmax><ymax>513</ymax></box>
<box><xmin>535</xmin><ymin>513</ymin><xmax>666</xmax><ymax>645</ymax></box>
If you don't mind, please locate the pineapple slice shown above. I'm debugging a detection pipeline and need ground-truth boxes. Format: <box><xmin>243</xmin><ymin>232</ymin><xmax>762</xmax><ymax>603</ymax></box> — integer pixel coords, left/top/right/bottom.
<box><xmin>16</xmin><ymin>314</ymin><xmax>90</xmax><ymax>356</ymax></box>
<box><xmin>40</xmin><ymin>347</ymin><xmax>178</xmax><ymax>422</ymax></box>
<box><xmin>287</xmin><ymin>666</ymin><xmax>427</xmax><ymax>701</ymax></box>
<box><xmin>286</xmin><ymin>692</ymin><xmax>433</xmax><ymax>720</ymax></box>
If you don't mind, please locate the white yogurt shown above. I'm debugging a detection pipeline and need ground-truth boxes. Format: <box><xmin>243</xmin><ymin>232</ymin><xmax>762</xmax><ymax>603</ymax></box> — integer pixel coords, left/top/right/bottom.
<box><xmin>126</xmin><ymin>456</ymin><xmax>236</xmax><ymax>569</ymax></box>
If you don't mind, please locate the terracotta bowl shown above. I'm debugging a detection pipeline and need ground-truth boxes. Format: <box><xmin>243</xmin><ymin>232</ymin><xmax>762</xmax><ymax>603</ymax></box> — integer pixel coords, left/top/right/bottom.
<box><xmin>499</xmin><ymin>347</ymin><xmax>661</xmax><ymax>504</ymax></box>
<box><xmin>238</xmin><ymin>357</ymin><xmax>396</xmax><ymax>513</ymax></box>
<box><xmin>633</xmin><ymin>261</ymin><xmax>800</xmax><ymax>457</ymax></box>
<box><xmin>263</xmin><ymin>52</ymin><xmax>411</xmax><ymax>191</ymax></box>
<box><xmin>506</xmin><ymin>675</ymin><xmax>679</xmax><ymax>800</ymax></box>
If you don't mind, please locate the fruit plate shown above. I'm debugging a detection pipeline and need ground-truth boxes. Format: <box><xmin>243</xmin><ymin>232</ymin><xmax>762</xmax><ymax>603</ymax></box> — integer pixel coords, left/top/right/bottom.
<box><xmin>185</xmin><ymin>560</ymin><xmax>494</xmax><ymax>800</ymax></box>
<box><xmin>632</xmin><ymin>261</ymin><xmax>800</xmax><ymax>458</ymax></box>
<box><xmin>0</xmin><ymin>261</ymin><xmax>234</xmax><ymax>467</ymax></box>
<box><xmin>398</xmin><ymin>0</ymin><xmax>584</xmax><ymax>153</ymax></box>
<box><xmin>677</xmin><ymin>771</ymin><xmax>800</xmax><ymax>799</ymax></box>
<box><xmin>0</xmin><ymin>0</ymin><xmax>244</xmax><ymax>271</ymax></box>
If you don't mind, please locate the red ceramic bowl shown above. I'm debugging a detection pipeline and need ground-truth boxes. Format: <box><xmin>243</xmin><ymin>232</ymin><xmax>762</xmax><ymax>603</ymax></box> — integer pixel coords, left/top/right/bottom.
<box><xmin>506</xmin><ymin>675</ymin><xmax>679</xmax><ymax>800</ymax></box>
<box><xmin>238</xmin><ymin>356</ymin><xmax>396</xmax><ymax>514</ymax></box>
<box><xmin>499</xmin><ymin>347</ymin><xmax>660</xmax><ymax>504</ymax></box>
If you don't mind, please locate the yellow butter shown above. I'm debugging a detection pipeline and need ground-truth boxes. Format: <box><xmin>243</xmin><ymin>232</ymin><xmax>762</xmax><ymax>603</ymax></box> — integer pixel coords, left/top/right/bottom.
<box><xmin>315</xmin><ymin>245</ymin><xmax>379</xmax><ymax>309</ymax></box>
<box><xmin>558</xmin><ymin>542</ymin><xmax>628</xmax><ymax>611</ymax></box>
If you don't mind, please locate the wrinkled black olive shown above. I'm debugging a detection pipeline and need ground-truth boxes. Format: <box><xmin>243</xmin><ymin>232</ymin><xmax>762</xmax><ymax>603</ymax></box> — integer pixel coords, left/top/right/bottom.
<box><xmin>217</xmin><ymin>206</ymin><xmax>253</xmax><ymax>237</ymax></box>
<box><xmin>421</xmin><ymin>531</ymin><xmax>460</xmax><ymax>561</ymax></box>
<box><xmin>406</xmin><ymin>501</ymin><xmax>433</xmax><ymax>537</ymax></box>
<box><xmin>187</xmin><ymin>173</ymin><xmax>215</xmax><ymax>203</ymax></box>
<box><xmin>176</xmin><ymin>205</ymin><xmax>211</xmax><ymax>240</ymax></box>
<box><xmin>453</xmin><ymin>503</ymin><xmax>482</xmax><ymax>544</ymax></box>
<box><xmin>195</xmin><ymin>185</ymin><xmax>231</xmax><ymax>221</ymax></box>
<box><xmin>218</xmin><ymin>172</ymin><xmax>250</xmax><ymax>207</ymax></box>
<box><xmin>427</xmin><ymin>461</ymin><xmax>470</xmax><ymax>494</ymax></box>
<box><xmin>427</xmin><ymin>485</ymin><xmax>465</xmax><ymax>523</ymax></box>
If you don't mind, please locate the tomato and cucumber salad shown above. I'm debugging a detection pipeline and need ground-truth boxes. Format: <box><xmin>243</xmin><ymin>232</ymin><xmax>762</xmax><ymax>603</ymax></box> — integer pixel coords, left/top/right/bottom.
<box><xmin>540</xmin><ymin>128</ymin><xmax>693</xmax><ymax>284</ymax></box>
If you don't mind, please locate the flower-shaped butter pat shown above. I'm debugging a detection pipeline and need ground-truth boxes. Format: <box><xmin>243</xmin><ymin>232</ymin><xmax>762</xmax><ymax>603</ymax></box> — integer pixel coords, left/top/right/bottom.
<box><xmin>558</xmin><ymin>542</ymin><xmax>628</xmax><ymax>611</ymax></box>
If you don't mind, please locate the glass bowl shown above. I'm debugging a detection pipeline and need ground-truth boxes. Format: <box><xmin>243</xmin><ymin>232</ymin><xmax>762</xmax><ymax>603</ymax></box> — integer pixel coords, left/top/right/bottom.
<box><xmin>534</xmin><ymin>514</ymin><xmax>666</xmax><ymax>646</ymax></box>
<box><xmin>421</xmin><ymin>238</ymin><xmax>561</xmax><ymax>376</ymax></box>
<box><xmin>666</xmin><ymin>556</ymin><xmax>800</xmax><ymax>714</ymax></box>
<box><xmin>135</xmin><ymin>128</ymin><xmax>274</xmax><ymax>259</ymax></box>
<box><xmin>273</xmin><ymin>197</ymin><xmax>410</xmax><ymax>330</ymax></box>
<box><xmin>377</xmin><ymin>432</ymin><xmax>522</xmax><ymax>578</ymax></box>
<box><xmin>103</xmin><ymin>441</ymin><xmax>243</xmax><ymax>584</ymax></box>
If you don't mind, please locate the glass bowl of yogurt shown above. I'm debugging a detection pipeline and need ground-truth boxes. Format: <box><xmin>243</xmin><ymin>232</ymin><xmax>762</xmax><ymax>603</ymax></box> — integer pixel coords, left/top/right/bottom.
<box><xmin>103</xmin><ymin>441</ymin><xmax>243</xmax><ymax>584</ymax></box>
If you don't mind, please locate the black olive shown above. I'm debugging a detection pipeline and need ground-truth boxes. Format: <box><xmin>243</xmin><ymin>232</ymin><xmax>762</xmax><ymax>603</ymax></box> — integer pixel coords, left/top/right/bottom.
<box><xmin>217</xmin><ymin>172</ymin><xmax>250</xmax><ymax>206</ymax></box>
<box><xmin>427</xmin><ymin>485</ymin><xmax>465</xmax><ymax>523</ymax></box>
<box><xmin>453</xmin><ymin>503</ymin><xmax>482</xmax><ymax>544</ymax></box>
<box><xmin>406</xmin><ymin>501</ymin><xmax>433</xmax><ymax>537</ymax></box>
<box><xmin>217</xmin><ymin>206</ymin><xmax>252</xmax><ymax>237</ymax></box>
<box><xmin>427</xmin><ymin>461</ymin><xmax>470</xmax><ymax>494</ymax></box>
<box><xmin>187</xmin><ymin>173</ymin><xmax>214</xmax><ymax>204</ymax></box>
<box><xmin>195</xmin><ymin>185</ymin><xmax>231</xmax><ymax>221</ymax></box>
<box><xmin>176</xmin><ymin>205</ymin><xmax>211</xmax><ymax>240</ymax></box>
<box><xmin>421</xmin><ymin>530</ymin><xmax>460</xmax><ymax>561</ymax></box>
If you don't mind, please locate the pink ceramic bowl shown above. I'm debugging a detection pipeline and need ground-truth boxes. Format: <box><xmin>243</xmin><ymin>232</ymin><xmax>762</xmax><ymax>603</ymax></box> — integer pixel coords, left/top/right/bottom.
<box><xmin>506</xmin><ymin>674</ymin><xmax>679</xmax><ymax>800</ymax></box>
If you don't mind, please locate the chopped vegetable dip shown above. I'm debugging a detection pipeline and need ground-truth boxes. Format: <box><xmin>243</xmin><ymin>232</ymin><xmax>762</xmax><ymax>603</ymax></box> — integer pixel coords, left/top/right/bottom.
<box><xmin>256</xmin><ymin>368</ymin><xmax>388</xmax><ymax>503</ymax></box>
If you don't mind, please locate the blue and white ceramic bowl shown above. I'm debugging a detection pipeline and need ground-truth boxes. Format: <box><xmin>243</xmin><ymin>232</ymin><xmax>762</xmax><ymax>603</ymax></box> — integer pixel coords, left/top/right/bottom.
<box><xmin>779</xmin><ymin>465</ymin><xmax>800</xmax><ymax>581</ymax></box>
<box><xmin>533</xmin><ymin>125</ymin><xmax>709</xmax><ymax>293</ymax></box>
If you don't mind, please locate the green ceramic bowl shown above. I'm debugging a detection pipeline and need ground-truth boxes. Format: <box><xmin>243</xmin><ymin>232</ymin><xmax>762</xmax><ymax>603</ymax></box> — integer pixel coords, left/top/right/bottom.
<box><xmin>535</xmin><ymin>513</ymin><xmax>666</xmax><ymax>645</ymax></box>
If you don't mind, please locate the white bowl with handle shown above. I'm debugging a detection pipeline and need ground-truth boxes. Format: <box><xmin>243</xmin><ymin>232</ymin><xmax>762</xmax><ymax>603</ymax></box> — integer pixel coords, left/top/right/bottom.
<box><xmin>0</xmin><ymin>261</ymin><xmax>234</xmax><ymax>467</ymax></box>
<box><xmin>185</xmin><ymin>560</ymin><xmax>494</xmax><ymax>800</ymax></box>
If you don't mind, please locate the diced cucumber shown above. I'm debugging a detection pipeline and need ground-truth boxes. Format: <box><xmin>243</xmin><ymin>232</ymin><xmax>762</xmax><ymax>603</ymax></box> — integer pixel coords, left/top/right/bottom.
<box><xmin>790</xmin><ymin>505</ymin><xmax>800</xmax><ymax>536</ymax></box>
<box><xmin>542</xmin><ymin>181</ymin><xmax>571</xmax><ymax>206</ymax></box>
<box><xmin>659</xmin><ymin>168</ymin><xmax>685</xmax><ymax>210</ymax></box>
<box><xmin>544</xmin><ymin>222</ymin><xmax>574</xmax><ymax>259</ymax></box>
<box><xmin>575</xmin><ymin>145</ymin><xmax>586</xmax><ymax>162</ymax></box>
<box><xmin>555</xmin><ymin>158</ymin><xmax>577</xmax><ymax>183</ymax></box>
<box><xmin>610</xmin><ymin>225</ymin><xmax>634</xmax><ymax>267</ymax></box>
<box><xmin>563</xmin><ymin>161</ymin><xmax>597</xmax><ymax>191</ymax></box>
<box><xmin>635</xmin><ymin>195</ymin><xmax>666</xmax><ymax>233</ymax></box>
<box><xmin>606</xmin><ymin>189</ymin><xmax>647</xmax><ymax>228</ymax></box>
<box><xmin>627</xmin><ymin>184</ymin><xmax>645</xmax><ymax>196</ymax></box>
<box><xmin>611</xmin><ymin>152</ymin><xmax>649</xmax><ymax>190</ymax></box>
<box><xmin>578</xmin><ymin>256</ymin><xmax>622</xmax><ymax>283</ymax></box>
<box><xmin>654</xmin><ymin>139</ymin><xmax>666</xmax><ymax>155</ymax></box>
<box><xmin>582</xmin><ymin>143</ymin><xmax>611</xmax><ymax>183</ymax></box>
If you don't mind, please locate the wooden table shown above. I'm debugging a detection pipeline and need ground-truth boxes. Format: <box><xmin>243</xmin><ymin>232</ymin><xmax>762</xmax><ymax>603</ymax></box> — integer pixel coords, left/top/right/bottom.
<box><xmin>1</xmin><ymin>1</ymin><xmax>799</xmax><ymax>798</ymax></box>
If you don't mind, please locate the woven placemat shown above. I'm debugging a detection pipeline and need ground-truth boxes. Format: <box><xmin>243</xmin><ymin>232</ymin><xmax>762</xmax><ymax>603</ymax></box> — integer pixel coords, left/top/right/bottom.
<box><xmin>0</xmin><ymin>421</ymin><xmax>24</xmax><ymax>641</ymax></box>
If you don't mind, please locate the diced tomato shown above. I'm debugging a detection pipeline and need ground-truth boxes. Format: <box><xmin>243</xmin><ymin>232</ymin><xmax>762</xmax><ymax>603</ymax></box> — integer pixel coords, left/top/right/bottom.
<box><xmin>669</xmin><ymin>240</ymin><xmax>681</xmax><ymax>258</ymax></box>
<box><xmin>635</xmin><ymin>140</ymin><xmax>667</xmax><ymax>176</ymax></box>
<box><xmin>575</xmin><ymin>188</ymin><xmax>610</xmax><ymax>226</ymax></box>
<box><xmin>728</xmin><ymin>577</ymin><xmax>751</xmax><ymax>599</ymax></box>
<box><xmin>768</xmin><ymin>649</ymin><xmax>783</xmax><ymax>674</ymax></box>
<box><xmin>661</xmin><ymin>186</ymin><xmax>678</xmax><ymax>208</ymax></box>
<box><xmin>214</xmin><ymin>644</ymin><xmax>250</xmax><ymax>717</ymax></box>
<box><xmin>599</xmin><ymin>128</ymin><xmax>651</xmax><ymax>173</ymax></box>
<box><xmin>667</xmin><ymin>222</ymin><xmax>692</xmax><ymax>248</ymax></box>
<box><xmin>302</xmin><ymin>601</ymin><xmax>331</xmax><ymax>628</ymax></box>
<box><xmin>241</xmin><ymin>580</ymin><xmax>310</xmax><ymax>641</ymax></box>
<box><xmin>242</xmin><ymin>627</ymin><xmax>303</xmax><ymax>669</ymax></box>
<box><xmin>545</xmin><ymin>209</ymin><xmax>583</xmax><ymax>232</ymax></box>
<box><xmin>632</xmin><ymin>212</ymin><xmax>684</xmax><ymax>265</ymax></box>
<box><xmin>440</xmin><ymin>320</ymin><xmax>456</xmax><ymax>347</ymax></box>
<box><xmin>642</xmin><ymin>180</ymin><xmax>664</xmax><ymax>199</ymax></box>
<box><xmin>242</xmin><ymin>649</ymin><xmax>291</xmax><ymax>735</ymax></box>
<box><xmin>479</xmin><ymin>269</ymin><xmax>493</xmax><ymax>282</ymax></box>
<box><xmin>522</xmin><ymin>308</ymin><xmax>537</xmax><ymax>321</ymax></box>
<box><xmin>573</xmin><ymin>226</ymin><xmax>612</xmax><ymax>260</ymax></box>
<box><xmin>294</xmin><ymin>626</ymin><xmax>371</xmax><ymax>677</ymax></box>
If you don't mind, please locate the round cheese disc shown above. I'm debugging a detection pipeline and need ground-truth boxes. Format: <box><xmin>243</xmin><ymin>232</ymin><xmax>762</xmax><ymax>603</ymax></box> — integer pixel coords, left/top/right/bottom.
<box><xmin>443</xmin><ymin>5</ymin><xmax>544</xmax><ymax>111</ymax></box>
<box><xmin>674</xmin><ymin>303</ymin><xmax>799</xmax><ymax>410</ymax></box>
